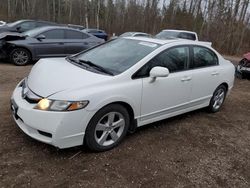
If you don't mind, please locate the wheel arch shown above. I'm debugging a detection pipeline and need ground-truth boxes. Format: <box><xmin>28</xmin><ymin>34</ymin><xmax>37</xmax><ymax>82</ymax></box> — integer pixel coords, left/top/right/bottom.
<box><xmin>95</xmin><ymin>101</ymin><xmax>137</xmax><ymax>133</ymax></box>
<box><xmin>9</xmin><ymin>46</ymin><xmax>33</xmax><ymax>60</ymax></box>
<box><xmin>219</xmin><ymin>82</ymin><xmax>229</xmax><ymax>92</ymax></box>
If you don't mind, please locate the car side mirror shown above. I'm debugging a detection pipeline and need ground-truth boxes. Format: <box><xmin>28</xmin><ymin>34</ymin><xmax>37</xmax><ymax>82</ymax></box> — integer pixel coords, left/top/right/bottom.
<box><xmin>16</xmin><ymin>26</ymin><xmax>21</xmax><ymax>32</ymax></box>
<box><xmin>36</xmin><ymin>34</ymin><xmax>46</xmax><ymax>41</ymax></box>
<box><xmin>149</xmin><ymin>66</ymin><xmax>169</xmax><ymax>82</ymax></box>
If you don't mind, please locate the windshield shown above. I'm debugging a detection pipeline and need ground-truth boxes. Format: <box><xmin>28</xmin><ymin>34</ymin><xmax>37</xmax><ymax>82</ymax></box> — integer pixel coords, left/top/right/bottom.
<box><xmin>23</xmin><ymin>27</ymin><xmax>43</xmax><ymax>37</ymax></box>
<box><xmin>120</xmin><ymin>32</ymin><xmax>133</xmax><ymax>37</ymax></box>
<box><xmin>73</xmin><ymin>38</ymin><xmax>160</xmax><ymax>75</ymax></box>
<box><xmin>155</xmin><ymin>31</ymin><xmax>179</xmax><ymax>39</ymax></box>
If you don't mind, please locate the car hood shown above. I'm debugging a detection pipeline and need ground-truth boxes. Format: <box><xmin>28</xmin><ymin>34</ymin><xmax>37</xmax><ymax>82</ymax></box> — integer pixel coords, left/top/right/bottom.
<box><xmin>27</xmin><ymin>58</ymin><xmax>112</xmax><ymax>98</ymax></box>
<box><xmin>0</xmin><ymin>32</ymin><xmax>26</xmax><ymax>41</ymax></box>
<box><xmin>0</xmin><ymin>25</ymin><xmax>16</xmax><ymax>33</ymax></box>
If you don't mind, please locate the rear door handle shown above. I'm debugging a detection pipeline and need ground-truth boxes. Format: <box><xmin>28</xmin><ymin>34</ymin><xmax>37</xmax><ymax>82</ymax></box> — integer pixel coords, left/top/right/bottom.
<box><xmin>211</xmin><ymin>71</ymin><xmax>219</xmax><ymax>76</ymax></box>
<box><xmin>181</xmin><ymin>76</ymin><xmax>192</xmax><ymax>82</ymax></box>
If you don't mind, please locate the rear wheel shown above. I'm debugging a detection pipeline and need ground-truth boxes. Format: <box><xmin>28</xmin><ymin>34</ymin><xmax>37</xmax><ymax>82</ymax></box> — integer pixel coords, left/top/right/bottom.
<box><xmin>10</xmin><ymin>48</ymin><xmax>31</xmax><ymax>66</ymax></box>
<box><xmin>85</xmin><ymin>104</ymin><xmax>130</xmax><ymax>152</ymax></box>
<box><xmin>208</xmin><ymin>85</ymin><xmax>227</xmax><ymax>113</ymax></box>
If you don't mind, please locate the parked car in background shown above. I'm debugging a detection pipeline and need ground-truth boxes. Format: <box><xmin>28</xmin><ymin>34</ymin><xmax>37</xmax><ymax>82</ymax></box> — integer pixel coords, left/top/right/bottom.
<box><xmin>0</xmin><ymin>21</ymin><xmax>6</xmax><ymax>26</ymax></box>
<box><xmin>120</xmin><ymin>32</ymin><xmax>151</xmax><ymax>38</ymax></box>
<box><xmin>1</xmin><ymin>26</ymin><xmax>104</xmax><ymax>65</ymax></box>
<box><xmin>68</xmin><ymin>24</ymin><xmax>85</xmax><ymax>30</ymax></box>
<box><xmin>236</xmin><ymin>52</ymin><xmax>250</xmax><ymax>79</ymax></box>
<box><xmin>156</xmin><ymin>29</ymin><xmax>198</xmax><ymax>41</ymax></box>
<box><xmin>11</xmin><ymin>37</ymin><xmax>235</xmax><ymax>151</ymax></box>
<box><xmin>0</xmin><ymin>19</ymin><xmax>60</xmax><ymax>33</ymax></box>
<box><xmin>83</xmin><ymin>28</ymin><xmax>108</xmax><ymax>41</ymax></box>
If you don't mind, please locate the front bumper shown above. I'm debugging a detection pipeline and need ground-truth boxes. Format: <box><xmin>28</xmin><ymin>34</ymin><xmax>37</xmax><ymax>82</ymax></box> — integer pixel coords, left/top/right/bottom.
<box><xmin>11</xmin><ymin>85</ymin><xmax>95</xmax><ymax>149</ymax></box>
<box><xmin>236</xmin><ymin>65</ymin><xmax>250</xmax><ymax>74</ymax></box>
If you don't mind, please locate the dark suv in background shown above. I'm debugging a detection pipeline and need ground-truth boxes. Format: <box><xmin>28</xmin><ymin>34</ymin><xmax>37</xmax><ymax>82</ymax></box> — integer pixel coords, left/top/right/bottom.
<box><xmin>83</xmin><ymin>29</ymin><xmax>108</xmax><ymax>41</ymax></box>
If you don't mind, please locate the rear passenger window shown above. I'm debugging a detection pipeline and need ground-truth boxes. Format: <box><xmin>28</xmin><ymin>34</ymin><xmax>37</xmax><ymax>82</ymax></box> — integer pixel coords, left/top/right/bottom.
<box><xmin>135</xmin><ymin>46</ymin><xmax>189</xmax><ymax>78</ymax></box>
<box><xmin>65</xmin><ymin>30</ymin><xmax>87</xmax><ymax>39</ymax></box>
<box><xmin>42</xmin><ymin>29</ymin><xmax>64</xmax><ymax>39</ymax></box>
<box><xmin>191</xmin><ymin>46</ymin><xmax>218</xmax><ymax>68</ymax></box>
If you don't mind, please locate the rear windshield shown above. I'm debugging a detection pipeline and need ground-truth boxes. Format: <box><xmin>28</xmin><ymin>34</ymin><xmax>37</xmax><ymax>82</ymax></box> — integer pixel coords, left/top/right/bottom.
<box><xmin>74</xmin><ymin>38</ymin><xmax>161</xmax><ymax>75</ymax></box>
<box><xmin>156</xmin><ymin>31</ymin><xmax>196</xmax><ymax>40</ymax></box>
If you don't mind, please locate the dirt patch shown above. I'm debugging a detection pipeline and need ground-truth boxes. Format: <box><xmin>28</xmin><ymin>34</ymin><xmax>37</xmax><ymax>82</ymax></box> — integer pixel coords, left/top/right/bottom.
<box><xmin>0</xmin><ymin>61</ymin><xmax>250</xmax><ymax>187</ymax></box>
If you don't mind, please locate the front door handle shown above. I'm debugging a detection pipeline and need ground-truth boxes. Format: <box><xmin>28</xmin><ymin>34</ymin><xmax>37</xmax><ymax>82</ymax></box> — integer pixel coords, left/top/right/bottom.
<box><xmin>181</xmin><ymin>76</ymin><xmax>192</xmax><ymax>82</ymax></box>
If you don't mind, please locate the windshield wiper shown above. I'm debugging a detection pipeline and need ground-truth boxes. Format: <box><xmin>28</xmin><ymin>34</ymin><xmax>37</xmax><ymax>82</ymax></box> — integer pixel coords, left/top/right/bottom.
<box><xmin>78</xmin><ymin>59</ymin><xmax>114</xmax><ymax>76</ymax></box>
<box><xmin>66</xmin><ymin>56</ymin><xmax>114</xmax><ymax>76</ymax></box>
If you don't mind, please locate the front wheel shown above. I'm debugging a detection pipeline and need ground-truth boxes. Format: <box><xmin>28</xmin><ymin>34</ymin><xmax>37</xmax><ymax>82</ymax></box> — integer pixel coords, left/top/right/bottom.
<box><xmin>85</xmin><ymin>104</ymin><xmax>130</xmax><ymax>152</ymax></box>
<box><xmin>10</xmin><ymin>48</ymin><xmax>31</xmax><ymax>66</ymax></box>
<box><xmin>208</xmin><ymin>85</ymin><xmax>227</xmax><ymax>113</ymax></box>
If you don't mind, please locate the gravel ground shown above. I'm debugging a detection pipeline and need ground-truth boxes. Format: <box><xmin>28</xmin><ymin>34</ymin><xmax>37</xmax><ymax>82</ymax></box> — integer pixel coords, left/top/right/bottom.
<box><xmin>0</xmin><ymin>60</ymin><xmax>250</xmax><ymax>188</ymax></box>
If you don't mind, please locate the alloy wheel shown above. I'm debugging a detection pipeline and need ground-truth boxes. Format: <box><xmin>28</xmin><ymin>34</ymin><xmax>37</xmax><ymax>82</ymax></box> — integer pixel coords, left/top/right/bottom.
<box><xmin>94</xmin><ymin>112</ymin><xmax>125</xmax><ymax>147</ymax></box>
<box><xmin>12</xmin><ymin>50</ymin><xmax>29</xmax><ymax>65</ymax></box>
<box><xmin>212</xmin><ymin>88</ymin><xmax>225</xmax><ymax>110</ymax></box>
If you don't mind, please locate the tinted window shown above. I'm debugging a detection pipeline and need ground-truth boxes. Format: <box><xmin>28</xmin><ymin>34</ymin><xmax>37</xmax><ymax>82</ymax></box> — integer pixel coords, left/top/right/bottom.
<box><xmin>18</xmin><ymin>21</ymin><xmax>36</xmax><ymax>31</ymax></box>
<box><xmin>135</xmin><ymin>34</ymin><xmax>149</xmax><ymax>37</ymax></box>
<box><xmin>65</xmin><ymin>30</ymin><xmax>87</xmax><ymax>39</ymax></box>
<box><xmin>179</xmin><ymin>32</ymin><xmax>196</xmax><ymax>40</ymax></box>
<box><xmin>135</xmin><ymin>46</ymin><xmax>189</xmax><ymax>78</ymax></box>
<box><xmin>42</xmin><ymin>29</ymin><xmax>64</xmax><ymax>39</ymax></box>
<box><xmin>191</xmin><ymin>46</ymin><xmax>218</xmax><ymax>68</ymax></box>
<box><xmin>86</xmin><ymin>29</ymin><xmax>98</xmax><ymax>33</ymax></box>
<box><xmin>37</xmin><ymin>22</ymin><xmax>53</xmax><ymax>27</ymax></box>
<box><xmin>155</xmin><ymin>31</ymin><xmax>179</xmax><ymax>39</ymax></box>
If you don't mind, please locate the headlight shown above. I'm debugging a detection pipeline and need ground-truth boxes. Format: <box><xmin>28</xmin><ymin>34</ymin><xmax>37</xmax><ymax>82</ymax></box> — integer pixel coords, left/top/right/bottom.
<box><xmin>34</xmin><ymin>99</ymin><xmax>89</xmax><ymax>111</ymax></box>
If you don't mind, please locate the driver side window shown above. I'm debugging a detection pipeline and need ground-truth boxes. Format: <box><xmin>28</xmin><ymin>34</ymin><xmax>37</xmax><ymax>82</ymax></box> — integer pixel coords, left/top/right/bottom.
<box><xmin>134</xmin><ymin>46</ymin><xmax>189</xmax><ymax>78</ymax></box>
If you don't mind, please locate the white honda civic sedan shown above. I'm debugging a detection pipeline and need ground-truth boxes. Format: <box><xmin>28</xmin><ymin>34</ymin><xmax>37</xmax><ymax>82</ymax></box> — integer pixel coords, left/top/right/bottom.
<box><xmin>11</xmin><ymin>37</ymin><xmax>235</xmax><ymax>151</ymax></box>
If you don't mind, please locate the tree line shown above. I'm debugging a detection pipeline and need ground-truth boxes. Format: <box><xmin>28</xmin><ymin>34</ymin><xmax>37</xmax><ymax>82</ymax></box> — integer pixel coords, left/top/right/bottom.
<box><xmin>0</xmin><ymin>0</ymin><xmax>249</xmax><ymax>55</ymax></box>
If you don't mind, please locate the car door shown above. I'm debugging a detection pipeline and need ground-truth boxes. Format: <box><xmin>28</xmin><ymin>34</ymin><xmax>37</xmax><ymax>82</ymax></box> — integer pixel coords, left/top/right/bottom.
<box><xmin>64</xmin><ymin>29</ymin><xmax>91</xmax><ymax>55</ymax></box>
<box><xmin>135</xmin><ymin>46</ymin><xmax>193</xmax><ymax>123</ymax></box>
<box><xmin>189</xmin><ymin>45</ymin><xmax>222</xmax><ymax>103</ymax></box>
<box><xmin>33</xmin><ymin>29</ymin><xmax>65</xmax><ymax>58</ymax></box>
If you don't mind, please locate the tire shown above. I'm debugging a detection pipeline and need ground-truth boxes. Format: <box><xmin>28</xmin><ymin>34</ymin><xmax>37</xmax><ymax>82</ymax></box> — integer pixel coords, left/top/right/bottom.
<box><xmin>85</xmin><ymin>104</ymin><xmax>130</xmax><ymax>152</ymax></box>
<box><xmin>10</xmin><ymin>48</ymin><xmax>31</xmax><ymax>66</ymax></box>
<box><xmin>208</xmin><ymin>85</ymin><xmax>227</xmax><ymax>113</ymax></box>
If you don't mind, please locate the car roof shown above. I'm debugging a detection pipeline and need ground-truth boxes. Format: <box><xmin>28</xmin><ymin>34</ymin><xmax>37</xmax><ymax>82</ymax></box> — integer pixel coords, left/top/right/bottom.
<box><xmin>124</xmin><ymin>36</ymin><xmax>179</xmax><ymax>45</ymax></box>
<box><xmin>162</xmin><ymin>29</ymin><xmax>197</xmax><ymax>35</ymax></box>
<box><xmin>84</xmin><ymin>28</ymin><xmax>105</xmax><ymax>32</ymax></box>
<box><xmin>35</xmin><ymin>26</ymin><xmax>83</xmax><ymax>31</ymax></box>
<box><xmin>126</xmin><ymin>32</ymin><xmax>148</xmax><ymax>34</ymax></box>
<box><xmin>124</xmin><ymin>36</ymin><xmax>211</xmax><ymax>47</ymax></box>
<box><xmin>16</xmin><ymin>19</ymin><xmax>57</xmax><ymax>24</ymax></box>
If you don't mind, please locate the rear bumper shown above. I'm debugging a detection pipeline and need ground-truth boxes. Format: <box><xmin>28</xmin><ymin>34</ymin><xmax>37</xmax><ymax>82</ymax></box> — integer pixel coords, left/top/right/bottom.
<box><xmin>11</xmin><ymin>84</ymin><xmax>96</xmax><ymax>149</ymax></box>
